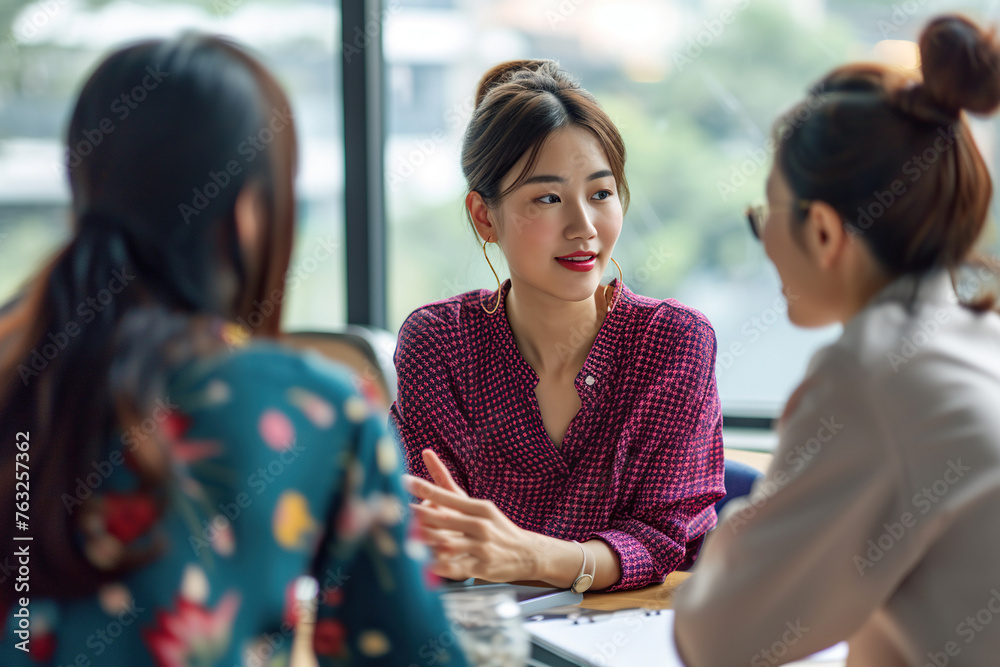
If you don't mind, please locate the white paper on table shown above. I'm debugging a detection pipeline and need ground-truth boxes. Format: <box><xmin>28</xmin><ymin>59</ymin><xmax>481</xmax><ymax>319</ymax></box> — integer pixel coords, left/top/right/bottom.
<box><xmin>524</xmin><ymin>609</ymin><xmax>849</xmax><ymax>667</ymax></box>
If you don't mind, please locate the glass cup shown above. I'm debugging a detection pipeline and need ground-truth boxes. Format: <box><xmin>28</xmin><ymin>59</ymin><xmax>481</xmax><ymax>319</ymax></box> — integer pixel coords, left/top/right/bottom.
<box><xmin>439</xmin><ymin>588</ymin><xmax>529</xmax><ymax>667</ymax></box>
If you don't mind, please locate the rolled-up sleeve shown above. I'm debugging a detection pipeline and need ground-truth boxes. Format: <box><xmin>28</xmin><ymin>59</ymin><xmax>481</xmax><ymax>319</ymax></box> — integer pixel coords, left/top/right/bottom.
<box><xmin>590</xmin><ymin>314</ymin><xmax>726</xmax><ymax>592</ymax></box>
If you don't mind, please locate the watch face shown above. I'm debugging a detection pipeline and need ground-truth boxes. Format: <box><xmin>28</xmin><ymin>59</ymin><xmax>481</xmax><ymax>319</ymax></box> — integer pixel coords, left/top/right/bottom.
<box><xmin>573</xmin><ymin>573</ymin><xmax>594</xmax><ymax>593</ymax></box>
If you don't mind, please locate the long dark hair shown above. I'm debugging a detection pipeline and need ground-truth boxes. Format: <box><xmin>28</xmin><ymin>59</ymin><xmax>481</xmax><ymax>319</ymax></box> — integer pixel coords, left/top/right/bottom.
<box><xmin>775</xmin><ymin>14</ymin><xmax>1000</xmax><ymax>310</ymax></box>
<box><xmin>0</xmin><ymin>33</ymin><xmax>297</xmax><ymax>603</ymax></box>
<box><xmin>461</xmin><ymin>59</ymin><xmax>630</xmax><ymax>231</ymax></box>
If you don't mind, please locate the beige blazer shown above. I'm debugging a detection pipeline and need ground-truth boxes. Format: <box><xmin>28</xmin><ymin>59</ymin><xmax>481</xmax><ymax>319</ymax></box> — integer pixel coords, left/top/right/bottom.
<box><xmin>674</xmin><ymin>270</ymin><xmax>1000</xmax><ymax>666</ymax></box>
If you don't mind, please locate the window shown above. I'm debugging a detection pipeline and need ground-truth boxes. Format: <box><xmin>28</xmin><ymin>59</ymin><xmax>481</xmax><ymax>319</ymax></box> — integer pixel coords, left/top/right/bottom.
<box><xmin>0</xmin><ymin>0</ymin><xmax>345</xmax><ymax>330</ymax></box>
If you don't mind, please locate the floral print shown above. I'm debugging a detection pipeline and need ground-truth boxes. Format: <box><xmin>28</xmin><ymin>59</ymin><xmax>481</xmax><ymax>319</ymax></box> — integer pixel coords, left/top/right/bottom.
<box><xmin>2</xmin><ymin>339</ymin><xmax>466</xmax><ymax>666</ymax></box>
<box><xmin>142</xmin><ymin>593</ymin><xmax>241</xmax><ymax>667</ymax></box>
<box><xmin>271</xmin><ymin>491</ymin><xmax>319</xmax><ymax>551</ymax></box>
<box><xmin>103</xmin><ymin>492</ymin><xmax>159</xmax><ymax>543</ymax></box>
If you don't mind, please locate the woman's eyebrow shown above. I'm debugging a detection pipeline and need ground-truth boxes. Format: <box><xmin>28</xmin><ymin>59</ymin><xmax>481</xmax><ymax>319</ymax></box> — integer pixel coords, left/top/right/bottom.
<box><xmin>523</xmin><ymin>174</ymin><xmax>564</xmax><ymax>185</ymax></box>
<box><xmin>522</xmin><ymin>169</ymin><xmax>613</xmax><ymax>185</ymax></box>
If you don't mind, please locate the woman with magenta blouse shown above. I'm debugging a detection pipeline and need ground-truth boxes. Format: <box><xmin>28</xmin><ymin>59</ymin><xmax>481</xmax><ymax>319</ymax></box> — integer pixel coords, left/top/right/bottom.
<box><xmin>390</xmin><ymin>60</ymin><xmax>725</xmax><ymax>593</ymax></box>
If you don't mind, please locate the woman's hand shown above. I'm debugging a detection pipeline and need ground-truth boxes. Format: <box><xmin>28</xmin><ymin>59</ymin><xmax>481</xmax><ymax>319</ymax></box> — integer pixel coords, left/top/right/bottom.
<box><xmin>404</xmin><ymin>449</ymin><xmax>546</xmax><ymax>583</ymax></box>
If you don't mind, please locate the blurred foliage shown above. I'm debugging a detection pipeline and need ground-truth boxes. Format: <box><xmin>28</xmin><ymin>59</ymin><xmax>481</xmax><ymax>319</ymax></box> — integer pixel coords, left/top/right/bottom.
<box><xmin>607</xmin><ymin>3</ymin><xmax>854</xmax><ymax>296</ymax></box>
<box><xmin>0</xmin><ymin>0</ymin><xmax>338</xmax><ymax>319</ymax></box>
<box><xmin>0</xmin><ymin>0</ymin><xmax>303</xmax><ymax>100</ymax></box>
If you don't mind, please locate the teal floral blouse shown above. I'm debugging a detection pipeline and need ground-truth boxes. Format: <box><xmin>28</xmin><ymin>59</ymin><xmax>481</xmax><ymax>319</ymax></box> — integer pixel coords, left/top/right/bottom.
<box><xmin>2</xmin><ymin>337</ymin><xmax>466</xmax><ymax>667</ymax></box>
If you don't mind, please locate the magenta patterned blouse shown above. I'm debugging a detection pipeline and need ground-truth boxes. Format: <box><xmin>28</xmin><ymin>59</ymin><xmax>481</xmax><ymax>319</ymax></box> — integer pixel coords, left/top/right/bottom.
<box><xmin>389</xmin><ymin>278</ymin><xmax>725</xmax><ymax>592</ymax></box>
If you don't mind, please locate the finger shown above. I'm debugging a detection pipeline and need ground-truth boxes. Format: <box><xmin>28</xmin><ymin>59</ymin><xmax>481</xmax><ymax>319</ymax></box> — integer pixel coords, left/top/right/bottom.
<box><xmin>411</xmin><ymin>505</ymin><xmax>464</xmax><ymax>535</ymax></box>
<box><xmin>418</xmin><ymin>526</ymin><xmax>478</xmax><ymax>554</ymax></box>
<box><xmin>415</xmin><ymin>524</ymin><xmax>465</xmax><ymax>547</ymax></box>
<box><xmin>403</xmin><ymin>476</ymin><xmax>492</xmax><ymax>517</ymax></box>
<box><xmin>402</xmin><ymin>474</ymin><xmax>433</xmax><ymax>502</ymax></box>
<box><xmin>410</xmin><ymin>503</ymin><xmax>489</xmax><ymax>539</ymax></box>
<box><xmin>430</xmin><ymin>554</ymin><xmax>479</xmax><ymax>581</ymax></box>
<box><xmin>434</xmin><ymin>535</ymin><xmax>480</xmax><ymax>558</ymax></box>
<box><xmin>419</xmin><ymin>497</ymin><xmax>447</xmax><ymax>515</ymax></box>
<box><xmin>422</xmin><ymin>449</ymin><xmax>465</xmax><ymax>495</ymax></box>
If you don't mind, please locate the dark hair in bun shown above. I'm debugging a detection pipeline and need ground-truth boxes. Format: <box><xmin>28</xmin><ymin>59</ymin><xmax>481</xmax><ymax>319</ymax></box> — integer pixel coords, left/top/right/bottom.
<box><xmin>921</xmin><ymin>15</ymin><xmax>1000</xmax><ymax>115</ymax></box>
<box><xmin>473</xmin><ymin>59</ymin><xmax>551</xmax><ymax>108</ymax></box>
<box><xmin>775</xmin><ymin>13</ymin><xmax>1000</xmax><ymax>312</ymax></box>
<box><xmin>461</xmin><ymin>59</ymin><xmax>628</xmax><ymax>232</ymax></box>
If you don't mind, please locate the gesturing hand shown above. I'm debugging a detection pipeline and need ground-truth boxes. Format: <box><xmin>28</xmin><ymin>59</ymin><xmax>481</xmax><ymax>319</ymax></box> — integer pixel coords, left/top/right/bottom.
<box><xmin>403</xmin><ymin>449</ymin><xmax>543</xmax><ymax>583</ymax></box>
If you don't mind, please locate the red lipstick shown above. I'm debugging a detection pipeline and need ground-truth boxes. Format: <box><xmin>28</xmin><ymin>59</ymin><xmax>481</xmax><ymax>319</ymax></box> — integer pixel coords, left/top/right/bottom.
<box><xmin>555</xmin><ymin>250</ymin><xmax>597</xmax><ymax>272</ymax></box>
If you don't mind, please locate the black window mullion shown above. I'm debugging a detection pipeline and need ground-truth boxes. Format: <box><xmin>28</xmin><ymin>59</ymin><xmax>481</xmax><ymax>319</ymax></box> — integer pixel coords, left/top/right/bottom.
<box><xmin>341</xmin><ymin>0</ymin><xmax>386</xmax><ymax>329</ymax></box>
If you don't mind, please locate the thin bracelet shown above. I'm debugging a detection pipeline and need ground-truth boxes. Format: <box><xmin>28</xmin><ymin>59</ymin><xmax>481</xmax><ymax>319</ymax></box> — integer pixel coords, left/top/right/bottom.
<box><xmin>577</xmin><ymin>542</ymin><xmax>597</xmax><ymax>586</ymax></box>
<box><xmin>570</xmin><ymin>540</ymin><xmax>594</xmax><ymax>593</ymax></box>
<box><xmin>589</xmin><ymin>543</ymin><xmax>596</xmax><ymax>584</ymax></box>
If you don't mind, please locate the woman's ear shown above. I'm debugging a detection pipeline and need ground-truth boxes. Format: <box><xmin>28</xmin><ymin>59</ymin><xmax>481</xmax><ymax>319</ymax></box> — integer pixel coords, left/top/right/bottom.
<box><xmin>802</xmin><ymin>201</ymin><xmax>850</xmax><ymax>272</ymax></box>
<box><xmin>233</xmin><ymin>184</ymin><xmax>267</xmax><ymax>285</ymax></box>
<box><xmin>466</xmin><ymin>191</ymin><xmax>496</xmax><ymax>243</ymax></box>
<box><xmin>234</xmin><ymin>185</ymin><xmax>264</xmax><ymax>252</ymax></box>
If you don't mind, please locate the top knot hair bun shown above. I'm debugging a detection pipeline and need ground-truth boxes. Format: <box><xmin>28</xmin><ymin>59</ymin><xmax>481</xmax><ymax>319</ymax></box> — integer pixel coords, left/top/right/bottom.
<box><xmin>473</xmin><ymin>59</ymin><xmax>575</xmax><ymax>108</ymax></box>
<box><xmin>920</xmin><ymin>14</ymin><xmax>1000</xmax><ymax>115</ymax></box>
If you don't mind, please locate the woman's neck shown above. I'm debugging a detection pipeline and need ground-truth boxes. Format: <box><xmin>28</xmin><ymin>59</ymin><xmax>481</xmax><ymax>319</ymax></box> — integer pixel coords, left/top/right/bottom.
<box><xmin>835</xmin><ymin>244</ymin><xmax>894</xmax><ymax>327</ymax></box>
<box><xmin>504</xmin><ymin>278</ymin><xmax>610</xmax><ymax>377</ymax></box>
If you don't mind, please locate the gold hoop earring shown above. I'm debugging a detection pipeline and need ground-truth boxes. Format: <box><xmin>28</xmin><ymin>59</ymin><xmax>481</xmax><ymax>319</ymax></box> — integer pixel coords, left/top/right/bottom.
<box><xmin>607</xmin><ymin>256</ymin><xmax>624</xmax><ymax>313</ymax></box>
<box><xmin>481</xmin><ymin>239</ymin><xmax>502</xmax><ymax>314</ymax></box>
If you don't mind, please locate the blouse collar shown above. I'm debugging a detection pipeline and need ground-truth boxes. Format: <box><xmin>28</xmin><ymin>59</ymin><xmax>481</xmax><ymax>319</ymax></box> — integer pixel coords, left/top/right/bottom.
<box><xmin>868</xmin><ymin>268</ymin><xmax>956</xmax><ymax>310</ymax></box>
<box><xmin>841</xmin><ymin>269</ymin><xmax>956</xmax><ymax>338</ymax></box>
<box><xmin>485</xmin><ymin>278</ymin><xmax>632</xmax><ymax>390</ymax></box>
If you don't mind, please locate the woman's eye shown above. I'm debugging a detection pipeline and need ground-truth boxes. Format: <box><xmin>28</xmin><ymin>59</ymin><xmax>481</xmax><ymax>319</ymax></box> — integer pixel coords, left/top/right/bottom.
<box><xmin>538</xmin><ymin>194</ymin><xmax>560</xmax><ymax>204</ymax></box>
<box><xmin>592</xmin><ymin>190</ymin><xmax>612</xmax><ymax>201</ymax></box>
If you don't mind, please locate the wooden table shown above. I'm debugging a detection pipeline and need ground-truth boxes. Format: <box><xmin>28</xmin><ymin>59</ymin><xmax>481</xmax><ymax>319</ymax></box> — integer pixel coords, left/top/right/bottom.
<box><xmin>581</xmin><ymin>571</ymin><xmax>691</xmax><ymax>610</ymax></box>
<box><xmin>723</xmin><ymin>448</ymin><xmax>773</xmax><ymax>472</ymax></box>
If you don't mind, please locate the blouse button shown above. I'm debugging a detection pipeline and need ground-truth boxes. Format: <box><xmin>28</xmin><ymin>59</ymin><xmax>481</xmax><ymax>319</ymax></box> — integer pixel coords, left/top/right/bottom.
<box><xmin>585</xmin><ymin>375</ymin><xmax>595</xmax><ymax>386</ymax></box>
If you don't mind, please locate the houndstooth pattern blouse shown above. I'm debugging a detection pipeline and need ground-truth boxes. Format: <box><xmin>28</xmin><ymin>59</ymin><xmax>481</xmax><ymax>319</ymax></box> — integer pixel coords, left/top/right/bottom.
<box><xmin>389</xmin><ymin>278</ymin><xmax>725</xmax><ymax>592</ymax></box>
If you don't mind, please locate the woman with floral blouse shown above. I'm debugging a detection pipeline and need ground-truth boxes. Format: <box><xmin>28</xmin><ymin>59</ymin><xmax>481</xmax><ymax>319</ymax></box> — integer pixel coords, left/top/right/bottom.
<box><xmin>0</xmin><ymin>35</ymin><xmax>464</xmax><ymax>666</ymax></box>
<box><xmin>392</xmin><ymin>60</ymin><xmax>725</xmax><ymax>593</ymax></box>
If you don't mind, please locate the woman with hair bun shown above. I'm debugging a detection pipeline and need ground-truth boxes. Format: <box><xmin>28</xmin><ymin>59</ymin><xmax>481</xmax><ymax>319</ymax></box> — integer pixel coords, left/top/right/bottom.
<box><xmin>674</xmin><ymin>14</ymin><xmax>1000</xmax><ymax>665</ymax></box>
<box><xmin>392</xmin><ymin>60</ymin><xmax>725</xmax><ymax>593</ymax></box>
